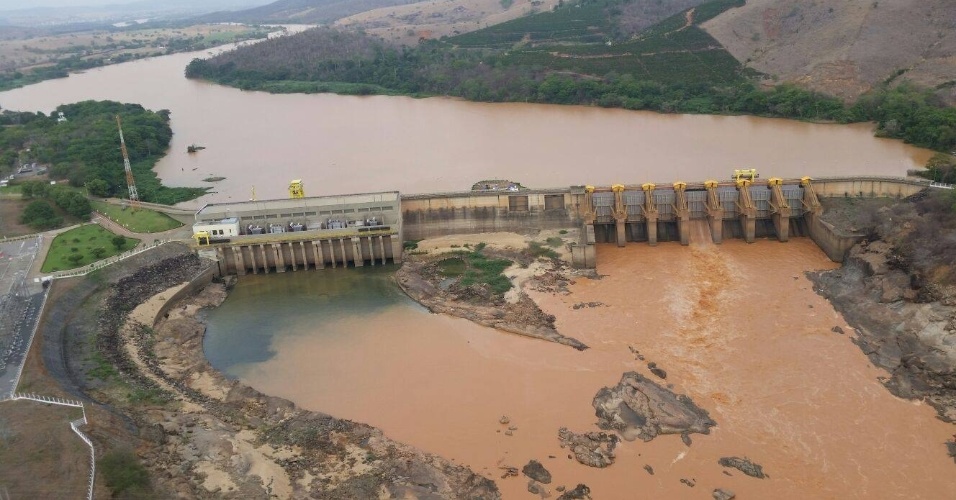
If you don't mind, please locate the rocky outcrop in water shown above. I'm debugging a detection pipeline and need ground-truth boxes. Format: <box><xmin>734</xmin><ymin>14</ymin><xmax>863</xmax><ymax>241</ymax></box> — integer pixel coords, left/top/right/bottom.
<box><xmin>558</xmin><ymin>428</ymin><xmax>617</xmax><ymax>468</ymax></box>
<box><xmin>718</xmin><ymin>456</ymin><xmax>767</xmax><ymax>478</ymax></box>
<box><xmin>713</xmin><ymin>488</ymin><xmax>736</xmax><ymax>500</ymax></box>
<box><xmin>396</xmin><ymin>256</ymin><xmax>589</xmax><ymax>350</ymax></box>
<box><xmin>522</xmin><ymin>460</ymin><xmax>552</xmax><ymax>484</ymax></box>
<box><xmin>557</xmin><ymin>483</ymin><xmax>592</xmax><ymax>499</ymax></box>
<box><xmin>592</xmin><ymin>372</ymin><xmax>716</xmax><ymax>442</ymax></box>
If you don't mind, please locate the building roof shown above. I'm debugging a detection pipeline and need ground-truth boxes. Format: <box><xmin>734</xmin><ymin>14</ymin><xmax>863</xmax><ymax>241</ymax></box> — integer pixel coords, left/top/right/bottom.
<box><xmin>196</xmin><ymin>191</ymin><xmax>400</xmax><ymax>217</ymax></box>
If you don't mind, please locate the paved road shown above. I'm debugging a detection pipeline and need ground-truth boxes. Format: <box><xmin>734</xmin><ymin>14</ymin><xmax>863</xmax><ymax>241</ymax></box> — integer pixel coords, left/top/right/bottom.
<box><xmin>0</xmin><ymin>291</ymin><xmax>45</xmax><ymax>397</ymax></box>
<box><xmin>0</xmin><ymin>238</ymin><xmax>44</xmax><ymax>398</ymax></box>
<box><xmin>0</xmin><ymin>238</ymin><xmax>39</xmax><ymax>296</ymax></box>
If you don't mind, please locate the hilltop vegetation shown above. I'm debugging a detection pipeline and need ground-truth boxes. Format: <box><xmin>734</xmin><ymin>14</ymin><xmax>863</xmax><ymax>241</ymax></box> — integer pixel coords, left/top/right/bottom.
<box><xmin>0</xmin><ymin>100</ymin><xmax>205</xmax><ymax>204</ymax></box>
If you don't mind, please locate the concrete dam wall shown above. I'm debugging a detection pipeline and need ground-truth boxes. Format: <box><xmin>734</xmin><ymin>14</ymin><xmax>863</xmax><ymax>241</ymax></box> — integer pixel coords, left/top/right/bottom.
<box><xmin>197</xmin><ymin>176</ymin><xmax>935</xmax><ymax>274</ymax></box>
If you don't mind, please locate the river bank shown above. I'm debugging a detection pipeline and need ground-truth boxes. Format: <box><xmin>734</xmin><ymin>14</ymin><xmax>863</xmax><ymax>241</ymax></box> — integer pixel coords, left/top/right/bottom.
<box><xmin>25</xmin><ymin>243</ymin><xmax>497</xmax><ymax>498</ymax></box>
<box><xmin>811</xmin><ymin>194</ymin><xmax>956</xmax><ymax>428</ymax></box>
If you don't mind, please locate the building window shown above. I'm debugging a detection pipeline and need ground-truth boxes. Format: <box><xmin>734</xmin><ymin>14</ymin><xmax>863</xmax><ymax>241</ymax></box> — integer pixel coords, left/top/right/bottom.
<box><xmin>544</xmin><ymin>194</ymin><xmax>565</xmax><ymax>210</ymax></box>
<box><xmin>509</xmin><ymin>196</ymin><xmax>529</xmax><ymax>212</ymax></box>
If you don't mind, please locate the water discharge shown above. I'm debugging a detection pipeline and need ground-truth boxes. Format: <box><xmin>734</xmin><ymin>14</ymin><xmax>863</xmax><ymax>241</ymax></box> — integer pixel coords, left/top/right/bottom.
<box><xmin>0</xmin><ymin>44</ymin><xmax>934</xmax><ymax>205</ymax></box>
<box><xmin>204</xmin><ymin>238</ymin><xmax>956</xmax><ymax>499</ymax></box>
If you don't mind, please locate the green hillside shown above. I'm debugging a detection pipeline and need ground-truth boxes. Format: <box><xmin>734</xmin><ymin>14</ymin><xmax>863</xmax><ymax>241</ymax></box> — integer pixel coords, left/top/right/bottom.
<box><xmin>448</xmin><ymin>0</ymin><xmax>747</xmax><ymax>86</ymax></box>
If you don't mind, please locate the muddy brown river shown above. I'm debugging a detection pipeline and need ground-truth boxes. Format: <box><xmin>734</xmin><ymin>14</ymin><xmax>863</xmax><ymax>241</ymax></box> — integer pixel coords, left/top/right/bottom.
<box><xmin>204</xmin><ymin>232</ymin><xmax>956</xmax><ymax>499</ymax></box>
<box><xmin>0</xmin><ymin>43</ymin><xmax>933</xmax><ymax>206</ymax></box>
<box><xmin>3</xmin><ymin>40</ymin><xmax>951</xmax><ymax>498</ymax></box>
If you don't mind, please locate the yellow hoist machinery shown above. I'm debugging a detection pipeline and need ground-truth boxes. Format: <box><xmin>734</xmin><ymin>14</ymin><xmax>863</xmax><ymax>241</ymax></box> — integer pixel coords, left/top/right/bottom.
<box><xmin>289</xmin><ymin>179</ymin><xmax>305</xmax><ymax>199</ymax></box>
<box><xmin>732</xmin><ymin>169</ymin><xmax>758</xmax><ymax>182</ymax></box>
<box><xmin>194</xmin><ymin>231</ymin><xmax>211</xmax><ymax>246</ymax></box>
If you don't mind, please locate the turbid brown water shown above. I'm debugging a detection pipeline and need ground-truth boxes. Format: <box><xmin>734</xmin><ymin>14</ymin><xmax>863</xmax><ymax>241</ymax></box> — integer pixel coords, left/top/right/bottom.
<box><xmin>205</xmin><ymin>231</ymin><xmax>956</xmax><ymax>499</ymax></box>
<box><xmin>0</xmin><ymin>45</ymin><xmax>933</xmax><ymax>206</ymax></box>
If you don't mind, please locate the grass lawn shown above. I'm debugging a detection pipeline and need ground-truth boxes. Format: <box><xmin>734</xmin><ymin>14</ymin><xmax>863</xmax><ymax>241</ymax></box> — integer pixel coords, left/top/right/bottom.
<box><xmin>92</xmin><ymin>201</ymin><xmax>182</xmax><ymax>233</ymax></box>
<box><xmin>41</xmin><ymin>224</ymin><xmax>139</xmax><ymax>273</ymax></box>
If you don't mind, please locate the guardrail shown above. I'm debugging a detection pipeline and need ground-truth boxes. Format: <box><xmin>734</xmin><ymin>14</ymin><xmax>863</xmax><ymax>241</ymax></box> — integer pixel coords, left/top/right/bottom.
<box><xmin>11</xmin><ymin>392</ymin><xmax>94</xmax><ymax>500</ymax></box>
<box><xmin>0</xmin><ymin>233</ymin><xmax>41</xmax><ymax>244</ymax></box>
<box><xmin>929</xmin><ymin>181</ymin><xmax>954</xmax><ymax>190</ymax></box>
<box><xmin>12</xmin><ymin>392</ymin><xmax>83</xmax><ymax>407</ymax></box>
<box><xmin>48</xmin><ymin>239</ymin><xmax>172</xmax><ymax>280</ymax></box>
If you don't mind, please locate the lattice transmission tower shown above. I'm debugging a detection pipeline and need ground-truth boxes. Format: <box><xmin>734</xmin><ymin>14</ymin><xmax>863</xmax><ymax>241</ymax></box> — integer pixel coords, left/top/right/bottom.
<box><xmin>115</xmin><ymin>115</ymin><xmax>139</xmax><ymax>208</ymax></box>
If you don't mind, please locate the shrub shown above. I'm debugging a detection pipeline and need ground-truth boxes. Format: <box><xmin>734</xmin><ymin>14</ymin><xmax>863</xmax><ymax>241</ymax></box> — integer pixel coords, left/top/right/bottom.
<box><xmin>526</xmin><ymin>241</ymin><xmax>560</xmax><ymax>259</ymax></box>
<box><xmin>99</xmin><ymin>449</ymin><xmax>151</xmax><ymax>497</ymax></box>
<box><xmin>545</xmin><ymin>236</ymin><xmax>564</xmax><ymax>247</ymax></box>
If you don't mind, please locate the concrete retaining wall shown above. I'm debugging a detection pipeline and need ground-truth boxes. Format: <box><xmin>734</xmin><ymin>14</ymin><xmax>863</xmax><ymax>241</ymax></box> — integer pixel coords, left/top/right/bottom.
<box><xmin>807</xmin><ymin>215</ymin><xmax>865</xmax><ymax>263</ymax></box>
<box><xmin>154</xmin><ymin>265</ymin><xmax>218</xmax><ymax>323</ymax></box>
<box><xmin>812</xmin><ymin>177</ymin><xmax>928</xmax><ymax>198</ymax></box>
<box><xmin>401</xmin><ymin>191</ymin><xmax>583</xmax><ymax>240</ymax></box>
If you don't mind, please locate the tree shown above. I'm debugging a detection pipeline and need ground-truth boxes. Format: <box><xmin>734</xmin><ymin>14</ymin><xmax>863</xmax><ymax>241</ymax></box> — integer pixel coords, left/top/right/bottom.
<box><xmin>66</xmin><ymin>254</ymin><xmax>84</xmax><ymax>265</ymax></box>
<box><xmin>111</xmin><ymin>235</ymin><xmax>126</xmax><ymax>250</ymax></box>
<box><xmin>19</xmin><ymin>180</ymin><xmax>48</xmax><ymax>199</ymax></box>
<box><xmin>19</xmin><ymin>200</ymin><xmax>61</xmax><ymax>230</ymax></box>
<box><xmin>91</xmin><ymin>247</ymin><xmax>106</xmax><ymax>258</ymax></box>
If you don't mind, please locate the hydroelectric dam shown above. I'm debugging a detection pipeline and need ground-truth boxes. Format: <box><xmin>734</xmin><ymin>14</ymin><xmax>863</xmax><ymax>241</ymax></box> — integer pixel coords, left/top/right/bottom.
<box><xmin>191</xmin><ymin>176</ymin><xmax>934</xmax><ymax>273</ymax></box>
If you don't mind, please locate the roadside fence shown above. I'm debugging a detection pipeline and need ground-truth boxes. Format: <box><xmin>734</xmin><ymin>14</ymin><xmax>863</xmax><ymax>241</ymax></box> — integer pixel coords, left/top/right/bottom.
<box><xmin>10</xmin><ymin>392</ymin><xmax>95</xmax><ymax>500</ymax></box>
<box><xmin>929</xmin><ymin>181</ymin><xmax>954</xmax><ymax>190</ymax></box>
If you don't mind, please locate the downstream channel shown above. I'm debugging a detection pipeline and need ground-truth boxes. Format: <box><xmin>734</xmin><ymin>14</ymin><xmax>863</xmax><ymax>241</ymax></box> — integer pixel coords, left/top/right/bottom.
<box><xmin>203</xmin><ymin>237</ymin><xmax>956</xmax><ymax>499</ymax></box>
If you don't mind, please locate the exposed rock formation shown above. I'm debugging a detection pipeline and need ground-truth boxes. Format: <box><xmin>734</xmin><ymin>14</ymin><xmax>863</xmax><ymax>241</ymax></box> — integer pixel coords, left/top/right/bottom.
<box><xmin>592</xmin><ymin>372</ymin><xmax>716</xmax><ymax>442</ymax></box>
<box><xmin>396</xmin><ymin>253</ymin><xmax>588</xmax><ymax>350</ymax></box>
<box><xmin>557</xmin><ymin>428</ymin><xmax>617</xmax><ymax>468</ymax></box>
<box><xmin>718</xmin><ymin>456</ymin><xmax>767</xmax><ymax>479</ymax></box>
<box><xmin>522</xmin><ymin>460</ymin><xmax>552</xmax><ymax>484</ymax></box>
<box><xmin>811</xmin><ymin>239</ymin><xmax>956</xmax><ymax>422</ymax></box>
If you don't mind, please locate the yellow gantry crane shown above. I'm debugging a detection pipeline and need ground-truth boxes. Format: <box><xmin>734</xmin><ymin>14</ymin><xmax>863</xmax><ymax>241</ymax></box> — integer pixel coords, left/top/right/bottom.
<box><xmin>289</xmin><ymin>179</ymin><xmax>305</xmax><ymax>199</ymax></box>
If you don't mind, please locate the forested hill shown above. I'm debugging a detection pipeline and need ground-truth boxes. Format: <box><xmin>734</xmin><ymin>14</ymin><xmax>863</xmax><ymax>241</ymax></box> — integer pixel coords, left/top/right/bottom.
<box><xmin>0</xmin><ymin>101</ymin><xmax>205</xmax><ymax>204</ymax></box>
<box><xmin>196</xmin><ymin>0</ymin><xmax>423</xmax><ymax>24</ymax></box>
<box><xmin>186</xmin><ymin>0</ymin><xmax>956</xmax><ymax>153</ymax></box>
